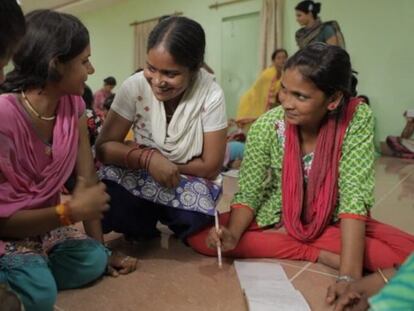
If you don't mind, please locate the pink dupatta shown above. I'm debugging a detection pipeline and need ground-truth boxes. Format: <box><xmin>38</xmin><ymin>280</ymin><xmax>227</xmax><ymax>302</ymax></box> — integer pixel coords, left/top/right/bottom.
<box><xmin>281</xmin><ymin>98</ymin><xmax>361</xmax><ymax>242</ymax></box>
<box><xmin>0</xmin><ymin>94</ymin><xmax>84</xmax><ymax>217</ymax></box>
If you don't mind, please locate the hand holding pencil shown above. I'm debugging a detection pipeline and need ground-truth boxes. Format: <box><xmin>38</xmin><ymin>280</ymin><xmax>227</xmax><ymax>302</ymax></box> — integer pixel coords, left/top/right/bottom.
<box><xmin>206</xmin><ymin>212</ymin><xmax>239</xmax><ymax>258</ymax></box>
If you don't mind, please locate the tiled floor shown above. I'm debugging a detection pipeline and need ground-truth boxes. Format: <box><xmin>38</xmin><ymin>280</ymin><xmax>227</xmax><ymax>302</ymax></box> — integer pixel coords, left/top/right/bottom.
<box><xmin>55</xmin><ymin>156</ymin><xmax>414</xmax><ymax>311</ymax></box>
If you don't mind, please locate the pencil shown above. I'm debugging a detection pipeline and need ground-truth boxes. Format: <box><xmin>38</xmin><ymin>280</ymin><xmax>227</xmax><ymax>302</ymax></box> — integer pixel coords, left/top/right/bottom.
<box><xmin>214</xmin><ymin>209</ymin><xmax>223</xmax><ymax>268</ymax></box>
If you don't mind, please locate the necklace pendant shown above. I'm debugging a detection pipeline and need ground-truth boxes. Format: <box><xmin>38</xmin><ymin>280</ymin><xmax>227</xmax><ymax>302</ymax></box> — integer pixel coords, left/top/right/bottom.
<box><xmin>45</xmin><ymin>146</ymin><xmax>52</xmax><ymax>156</ymax></box>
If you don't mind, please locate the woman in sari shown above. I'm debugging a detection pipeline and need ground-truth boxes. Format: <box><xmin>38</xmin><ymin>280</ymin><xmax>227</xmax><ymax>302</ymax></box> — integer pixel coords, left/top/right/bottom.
<box><xmin>295</xmin><ymin>0</ymin><xmax>345</xmax><ymax>49</ymax></box>
<box><xmin>188</xmin><ymin>43</ymin><xmax>414</xmax><ymax>305</ymax></box>
<box><xmin>235</xmin><ymin>49</ymin><xmax>288</xmax><ymax>130</ymax></box>
<box><xmin>0</xmin><ymin>10</ymin><xmax>137</xmax><ymax>311</ymax></box>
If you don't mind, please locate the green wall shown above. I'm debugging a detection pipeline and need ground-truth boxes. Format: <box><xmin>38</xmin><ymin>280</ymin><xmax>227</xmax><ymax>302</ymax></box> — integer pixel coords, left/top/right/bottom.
<box><xmin>79</xmin><ymin>0</ymin><xmax>414</xmax><ymax>145</ymax></box>
<box><xmin>78</xmin><ymin>0</ymin><xmax>262</xmax><ymax>92</ymax></box>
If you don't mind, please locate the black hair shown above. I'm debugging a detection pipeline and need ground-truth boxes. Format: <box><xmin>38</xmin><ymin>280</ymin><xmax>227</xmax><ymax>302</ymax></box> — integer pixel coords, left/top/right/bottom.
<box><xmin>158</xmin><ymin>15</ymin><xmax>171</xmax><ymax>23</ymax></box>
<box><xmin>0</xmin><ymin>0</ymin><xmax>26</xmax><ymax>59</ymax></box>
<box><xmin>284</xmin><ymin>42</ymin><xmax>356</xmax><ymax>103</ymax></box>
<box><xmin>103</xmin><ymin>76</ymin><xmax>116</xmax><ymax>86</ymax></box>
<box><xmin>271</xmin><ymin>49</ymin><xmax>288</xmax><ymax>61</ymax></box>
<box><xmin>147</xmin><ymin>16</ymin><xmax>205</xmax><ymax>72</ymax></box>
<box><xmin>82</xmin><ymin>84</ymin><xmax>94</xmax><ymax>110</ymax></box>
<box><xmin>295</xmin><ymin>1</ymin><xmax>321</xmax><ymax>19</ymax></box>
<box><xmin>103</xmin><ymin>93</ymin><xmax>115</xmax><ymax>111</ymax></box>
<box><xmin>1</xmin><ymin>9</ymin><xmax>89</xmax><ymax>92</ymax></box>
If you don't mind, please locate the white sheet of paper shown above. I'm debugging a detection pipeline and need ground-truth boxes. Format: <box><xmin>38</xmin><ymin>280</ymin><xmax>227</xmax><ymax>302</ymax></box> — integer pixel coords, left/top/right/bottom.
<box><xmin>234</xmin><ymin>261</ymin><xmax>290</xmax><ymax>281</ymax></box>
<box><xmin>242</xmin><ymin>278</ymin><xmax>295</xmax><ymax>293</ymax></box>
<box><xmin>235</xmin><ymin>260</ymin><xmax>310</xmax><ymax>311</ymax></box>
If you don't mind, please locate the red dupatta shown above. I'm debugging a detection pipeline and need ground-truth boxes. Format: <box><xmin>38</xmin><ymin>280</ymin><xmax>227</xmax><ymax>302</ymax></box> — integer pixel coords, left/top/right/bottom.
<box><xmin>281</xmin><ymin>98</ymin><xmax>361</xmax><ymax>242</ymax></box>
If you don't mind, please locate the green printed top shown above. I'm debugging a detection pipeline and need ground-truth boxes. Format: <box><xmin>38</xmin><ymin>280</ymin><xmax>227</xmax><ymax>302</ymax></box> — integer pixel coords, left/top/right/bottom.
<box><xmin>232</xmin><ymin>104</ymin><xmax>375</xmax><ymax>227</ymax></box>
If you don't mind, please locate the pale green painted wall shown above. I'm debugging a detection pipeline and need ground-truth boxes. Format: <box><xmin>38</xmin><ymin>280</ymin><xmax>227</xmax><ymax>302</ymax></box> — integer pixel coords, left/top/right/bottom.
<box><xmin>221</xmin><ymin>12</ymin><xmax>261</xmax><ymax>117</ymax></box>
<box><xmin>78</xmin><ymin>0</ymin><xmax>262</xmax><ymax>92</ymax></box>
<box><xmin>79</xmin><ymin>0</ymin><xmax>414</xmax><ymax>145</ymax></box>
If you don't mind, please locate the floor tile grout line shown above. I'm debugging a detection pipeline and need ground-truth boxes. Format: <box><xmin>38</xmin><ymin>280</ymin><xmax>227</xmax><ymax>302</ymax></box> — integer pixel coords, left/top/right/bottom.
<box><xmin>289</xmin><ymin>262</ymin><xmax>312</xmax><ymax>282</ymax></box>
<box><xmin>373</xmin><ymin>170</ymin><xmax>414</xmax><ymax>207</ymax></box>
<box><xmin>280</xmin><ymin>261</ymin><xmax>338</xmax><ymax>278</ymax></box>
<box><xmin>278</xmin><ymin>261</ymin><xmax>310</xmax><ymax>269</ymax></box>
<box><xmin>305</xmin><ymin>268</ymin><xmax>337</xmax><ymax>278</ymax></box>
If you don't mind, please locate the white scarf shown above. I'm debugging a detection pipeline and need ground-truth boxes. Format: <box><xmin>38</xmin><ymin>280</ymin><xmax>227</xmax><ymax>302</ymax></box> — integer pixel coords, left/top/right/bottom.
<box><xmin>151</xmin><ymin>69</ymin><xmax>215</xmax><ymax>164</ymax></box>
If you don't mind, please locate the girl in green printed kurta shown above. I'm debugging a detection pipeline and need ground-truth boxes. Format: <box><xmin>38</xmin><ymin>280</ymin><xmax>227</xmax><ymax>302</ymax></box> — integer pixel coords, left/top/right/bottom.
<box><xmin>188</xmin><ymin>43</ymin><xmax>414</xmax><ymax>307</ymax></box>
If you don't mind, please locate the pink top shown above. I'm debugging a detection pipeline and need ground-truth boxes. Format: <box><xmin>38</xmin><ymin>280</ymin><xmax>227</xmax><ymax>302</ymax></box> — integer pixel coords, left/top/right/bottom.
<box><xmin>0</xmin><ymin>94</ymin><xmax>85</xmax><ymax>255</ymax></box>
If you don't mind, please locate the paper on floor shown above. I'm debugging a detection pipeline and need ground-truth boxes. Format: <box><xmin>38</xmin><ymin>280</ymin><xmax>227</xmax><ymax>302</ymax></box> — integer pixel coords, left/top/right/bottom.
<box><xmin>235</xmin><ymin>261</ymin><xmax>310</xmax><ymax>311</ymax></box>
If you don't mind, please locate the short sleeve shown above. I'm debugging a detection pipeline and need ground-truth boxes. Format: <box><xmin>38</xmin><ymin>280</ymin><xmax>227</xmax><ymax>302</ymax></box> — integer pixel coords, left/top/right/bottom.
<box><xmin>232</xmin><ymin>112</ymin><xmax>276</xmax><ymax>212</ymax></box>
<box><xmin>201</xmin><ymin>82</ymin><xmax>228</xmax><ymax>132</ymax></box>
<box><xmin>111</xmin><ymin>75</ymin><xmax>139</xmax><ymax>122</ymax></box>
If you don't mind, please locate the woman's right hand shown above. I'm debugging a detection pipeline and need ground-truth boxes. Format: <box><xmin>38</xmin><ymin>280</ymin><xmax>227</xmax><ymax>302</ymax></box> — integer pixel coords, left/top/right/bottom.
<box><xmin>206</xmin><ymin>225</ymin><xmax>239</xmax><ymax>252</ymax></box>
<box><xmin>69</xmin><ymin>177</ymin><xmax>110</xmax><ymax>222</ymax></box>
<box><xmin>148</xmin><ymin>152</ymin><xmax>180</xmax><ymax>188</ymax></box>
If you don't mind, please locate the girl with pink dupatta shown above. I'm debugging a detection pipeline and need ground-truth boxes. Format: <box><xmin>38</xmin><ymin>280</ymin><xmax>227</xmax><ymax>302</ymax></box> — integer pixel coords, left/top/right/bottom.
<box><xmin>188</xmin><ymin>43</ymin><xmax>414</xmax><ymax>307</ymax></box>
<box><xmin>0</xmin><ymin>10</ymin><xmax>137</xmax><ymax>311</ymax></box>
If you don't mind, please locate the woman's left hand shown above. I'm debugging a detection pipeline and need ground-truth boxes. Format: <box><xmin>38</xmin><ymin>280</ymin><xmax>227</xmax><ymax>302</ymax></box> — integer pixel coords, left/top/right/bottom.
<box><xmin>107</xmin><ymin>252</ymin><xmax>138</xmax><ymax>277</ymax></box>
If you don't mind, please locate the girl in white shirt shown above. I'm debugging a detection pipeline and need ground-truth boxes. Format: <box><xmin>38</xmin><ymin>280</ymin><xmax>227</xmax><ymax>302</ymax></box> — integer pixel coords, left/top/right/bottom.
<box><xmin>96</xmin><ymin>16</ymin><xmax>227</xmax><ymax>241</ymax></box>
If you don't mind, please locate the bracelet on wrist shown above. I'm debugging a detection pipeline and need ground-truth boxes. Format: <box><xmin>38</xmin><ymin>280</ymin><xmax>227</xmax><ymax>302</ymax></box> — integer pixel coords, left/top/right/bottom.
<box><xmin>138</xmin><ymin>147</ymin><xmax>150</xmax><ymax>168</ymax></box>
<box><xmin>377</xmin><ymin>268</ymin><xmax>389</xmax><ymax>284</ymax></box>
<box><xmin>145</xmin><ymin>149</ymin><xmax>156</xmax><ymax>171</ymax></box>
<box><xmin>124</xmin><ymin>147</ymin><xmax>140</xmax><ymax>169</ymax></box>
<box><xmin>142</xmin><ymin>149</ymin><xmax>151</xmax><ymax>170</ymax></box>
<box><xmin>55</xmin><ymin>202</ymin><xmax>74</xmax><ymax>226</ymax></box>
<box><xmin>336</xmin><ymin>275</ymin><xmax>355</xmax><ymax>283</ymax></box>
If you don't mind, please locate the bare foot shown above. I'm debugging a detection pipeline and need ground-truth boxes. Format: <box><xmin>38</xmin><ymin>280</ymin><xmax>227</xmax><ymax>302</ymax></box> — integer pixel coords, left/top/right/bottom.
<box><xmin>318</xmin><ymin>250</ymin><xmax>340</xmax><ymax>270</ymax></box>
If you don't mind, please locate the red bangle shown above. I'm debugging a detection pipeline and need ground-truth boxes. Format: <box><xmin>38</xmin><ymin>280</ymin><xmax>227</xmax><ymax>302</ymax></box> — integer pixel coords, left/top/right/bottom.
<box><xmin>124</xmin><ymin>147</ymin><xmax>140</xmax><ymax>169</ymax></box>
<box><xmin>145</xmin><ymin>149</ymin><xmax>156</xmax><ymax>171</ymax></box>
<box><xmin>137</xmin><ymin>147</ymin><xmax>149</xmax><ymax>168</ymax></box>
<box><xmin>142</xmin><ymin>149</ymin><xmax>152</xmax><ymax>170</ymax></box>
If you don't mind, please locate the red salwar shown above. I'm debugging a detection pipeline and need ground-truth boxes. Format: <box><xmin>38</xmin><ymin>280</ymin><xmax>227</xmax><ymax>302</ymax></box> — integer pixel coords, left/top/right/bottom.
<box><xmin>188</xmin><ymin>212</ymin><xmax>414</xmax><ymax>271</ymax></box>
